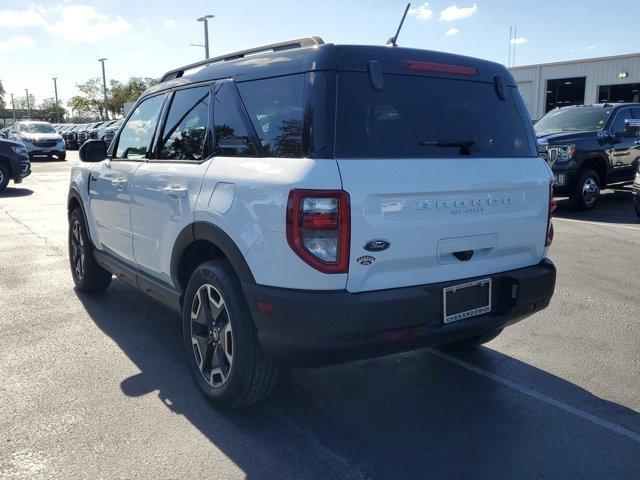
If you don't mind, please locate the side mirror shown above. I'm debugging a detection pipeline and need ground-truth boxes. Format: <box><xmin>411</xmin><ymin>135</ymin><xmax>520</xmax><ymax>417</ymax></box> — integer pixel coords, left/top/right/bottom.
<box><xmin>79</xmin><ymin>139</ymin><xmax>108</xmax><ymax>163</ymax></box>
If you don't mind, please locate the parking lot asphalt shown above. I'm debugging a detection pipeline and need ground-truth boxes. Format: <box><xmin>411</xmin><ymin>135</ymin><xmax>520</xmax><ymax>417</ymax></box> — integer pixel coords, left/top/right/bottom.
<box><xmin>1</xmin><ymin>153</ymin><xmax>639</xmax><ymax>479</ymax></box>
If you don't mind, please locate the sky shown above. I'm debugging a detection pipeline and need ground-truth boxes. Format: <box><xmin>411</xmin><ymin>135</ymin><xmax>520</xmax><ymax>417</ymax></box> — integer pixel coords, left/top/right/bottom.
<box><xmin>0</xmin><ymin>0</ymin><xmax>636</xmax><ymax>108</ymax></box>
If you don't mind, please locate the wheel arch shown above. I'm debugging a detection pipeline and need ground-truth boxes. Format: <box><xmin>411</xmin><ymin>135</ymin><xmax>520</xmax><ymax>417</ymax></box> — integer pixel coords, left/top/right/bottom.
<box><xmin>580</xmin><ymin>153</ymin><xmax>608</xmax><ymax>186</ymax></box>
<box><xmin>171</xmin><ymin>222</ymin><xmax>256</xmax><ymax>294</ymax></box>
<box><xmin>0</xmin><ymin>154</ymin><xmax>15</xmax><ymax>177</ymax></box>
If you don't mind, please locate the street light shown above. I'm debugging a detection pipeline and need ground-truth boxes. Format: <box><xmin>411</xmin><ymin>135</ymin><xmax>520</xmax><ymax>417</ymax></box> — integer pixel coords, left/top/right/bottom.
<box><xmin>196</xmin><ymin>14</ymin><xmax>214</xmax><ymax>59</ymax></box>
<box><xmin>25</xmin><ymin>89</ymin><xmax>31</xmax><ymax>119</ymax></box>
<box><xmin>98</xmin><ymin>58</ymin><xmax>109</xmax><ymax>120</ymax></box>
<box><xmin>52</xmin><ymin>77</ymin><xmax>60</xmax><ymax>123</ymax></box>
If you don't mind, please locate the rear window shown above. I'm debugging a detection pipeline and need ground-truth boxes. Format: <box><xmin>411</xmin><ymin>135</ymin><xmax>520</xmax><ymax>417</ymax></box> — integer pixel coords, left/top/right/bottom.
<box><xmin>335</xmin><ymin>73</ymin><xmax>535</xmax><ymax>158</ymax></box>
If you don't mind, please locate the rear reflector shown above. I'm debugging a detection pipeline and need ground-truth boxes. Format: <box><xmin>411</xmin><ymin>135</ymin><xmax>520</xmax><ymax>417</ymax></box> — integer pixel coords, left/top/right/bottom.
<box><xmin>404</xmin><ymin>60</ymin><xmax>478</xmax><ymax>76</ymax></box>
<box><xmin>546</xmin><ymin>183</ymin><xmax>557</xmax><ymax>247</ymax></box>
<box><xmin>255</xmin><ymin>301</ymin><xmax>275</xmax><ymax>315</ymax></box>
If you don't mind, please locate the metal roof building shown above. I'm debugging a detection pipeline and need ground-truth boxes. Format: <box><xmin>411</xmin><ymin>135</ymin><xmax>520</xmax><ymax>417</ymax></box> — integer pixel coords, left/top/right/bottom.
<box><xmin>509</xmin><ymin>52</ymin><xmax>640</xmax><ymax>120</ymax></box>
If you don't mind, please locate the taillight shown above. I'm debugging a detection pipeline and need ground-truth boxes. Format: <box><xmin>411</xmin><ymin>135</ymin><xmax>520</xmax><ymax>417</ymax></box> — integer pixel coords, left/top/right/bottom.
<box><xmin>286</xmin><ymin>189</ymin><xmax>350</xmax><ymax>274</ymax></box>
<box><xmin>546</xmin><ymin>182</ymin><xmax>557</xmax><ymax>247</ymax></box>
<box><xmin>404</xmin><ymin>60</ymin><xmax>478</xmax><ymax>76</ymax></box>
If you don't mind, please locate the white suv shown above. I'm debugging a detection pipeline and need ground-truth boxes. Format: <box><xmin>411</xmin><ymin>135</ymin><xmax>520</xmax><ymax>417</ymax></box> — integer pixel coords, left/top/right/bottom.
<box><xmin>67</xmin><ymin>37</ymin><xmax>557</xmax><ymax>408</ymax></box>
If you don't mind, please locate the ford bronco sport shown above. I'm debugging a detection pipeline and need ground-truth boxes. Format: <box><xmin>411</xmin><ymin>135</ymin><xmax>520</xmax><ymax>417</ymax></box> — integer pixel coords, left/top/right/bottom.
<box><xmin>67</xmin><ymin>37</ymin><xmax>557</xmax><ymax>408</ymax></box>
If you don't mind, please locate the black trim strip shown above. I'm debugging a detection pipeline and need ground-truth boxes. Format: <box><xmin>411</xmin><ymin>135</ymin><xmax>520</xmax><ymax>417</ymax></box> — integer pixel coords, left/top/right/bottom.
<box><xmin>94</xmin><ymin>250</ymin><xmax>182</xmax><ymax>312</ymax></box>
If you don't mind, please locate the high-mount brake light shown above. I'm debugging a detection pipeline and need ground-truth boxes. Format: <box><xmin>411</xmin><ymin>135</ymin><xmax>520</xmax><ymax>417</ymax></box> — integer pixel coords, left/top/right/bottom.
<box><xmin>404</xmin><ymin>60</ymin><xmax>478</xmax><ymax>76</ymax></box>
<box><xmin>546</xmin><ymin>182</ymin><xmax>557</xmax><ymax>247</ymax></box>
<box><xmin>286</xmin><ymin>189</ymin><xmax>350</xmax><ymax>274</ymax></box>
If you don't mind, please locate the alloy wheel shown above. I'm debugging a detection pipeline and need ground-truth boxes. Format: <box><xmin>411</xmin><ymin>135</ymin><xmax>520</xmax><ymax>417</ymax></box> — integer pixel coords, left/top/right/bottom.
<box><xmin>70</xmin><ymin>220</ymin><xmax>85</xmax><ymax>280</ymax></box>
<box><xmin>190</xmin><ymin>284</ymin><xmax>233</xmax><ymax>387</ymax></box>
<box><xmin>582</xmin><ymin>177</ymin><xmax>599</xmax><ymax>207</ymax></box>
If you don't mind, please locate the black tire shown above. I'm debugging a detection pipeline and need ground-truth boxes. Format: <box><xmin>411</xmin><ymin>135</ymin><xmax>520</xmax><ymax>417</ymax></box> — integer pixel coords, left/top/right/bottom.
<box><xmin>569</xmin><ymin>168</ymin><xmax>600</xmax><ymax>211</ymax></box>
<box><xmin>68</xmin><ymin>208</ymin><xmax>112</xmax><ymax>293</ymax></box>
<box><xmin>57</xmin><ymin>152</ymin><xmax>66</xmax><ymax>161</ymax></box>
<box><xmin>634</xmin><ymin>198</ymin><xmax>640</xmax><ymax>219</ymax></box>
<box><xmin>182</xmin><ymin>259</ymin><xmax>279</xmax><ymax>409</ymax></box>
<box><xmin>439</xmin><ymin>328</ymin><xmax>503</xmax><ymax>351</ymax></box>
<box><xmin>0</xmin><ymin>163</ymin><xmax>9</xmax><ymax>192</ymax></box>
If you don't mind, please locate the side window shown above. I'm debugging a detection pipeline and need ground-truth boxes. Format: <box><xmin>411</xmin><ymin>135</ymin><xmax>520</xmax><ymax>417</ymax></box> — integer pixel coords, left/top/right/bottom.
<box><xmin>237</xmin><ymin>74</ymin><xmax>305</xmax><ymax>158</ymax></box>
<box><xmin>213</xmin><ymin>83</ymin><xmax>255</xmax><ymax>157</ymax></box>
<box><xmin>159</xmin><ymin>86</ymin><xmax>210</xmax><ymax>160</ymax></box>
<box><xmin>115</xmin><ymin>94</ymin><xmax>165</xmax><ymax>160</ymax></box>
<box><xmin>610</xmin><ymin>108</ymin><xmax>632</xmax><ymax>134</ymax></box>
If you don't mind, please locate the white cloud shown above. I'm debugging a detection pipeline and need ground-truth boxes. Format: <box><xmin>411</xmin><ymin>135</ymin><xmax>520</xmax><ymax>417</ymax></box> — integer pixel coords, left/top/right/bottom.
<box><xmin>46</xmin><ymin>5</ymin><xmax>133</xmax><ymax>43</ymax></box>
<box><xmin>0</xmin><ymin>7</ymin><xmax>46</xmax><ymax>27</ymax></box>
<box><xmin>446</xmin><ymin>27</ymin><xmax>459</xmax><ymax>36</ymax></box>
<box><xmin>408</xmin><ymin>2</ymin><xmax>434</xmax><ymax>21</ymax></box>
<box><xmin>163</xmin><ymin>19</ymin><xmax>177</xmax><ymax>29</ymax></box>
<box><xmin>0</xmin><ymin>36</ymin><xmax>37</xmax><ymax>54</ymax></box>
<box><xmin>510</xmin><ymin>37</ymin><xmax>528</xmax><ymax>45</ymax></box>
<box><xmin>439</xmin><ymin>3</ymin><xmax>478</xmax><ymax>21</ymax></box>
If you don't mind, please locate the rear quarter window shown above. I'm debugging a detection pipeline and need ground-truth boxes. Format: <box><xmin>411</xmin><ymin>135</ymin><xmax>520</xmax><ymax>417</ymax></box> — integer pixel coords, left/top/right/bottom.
<box><xmin>335</xmin><ymin>72</ymin><xmax>535</xmax><ymax>158</ymax></box>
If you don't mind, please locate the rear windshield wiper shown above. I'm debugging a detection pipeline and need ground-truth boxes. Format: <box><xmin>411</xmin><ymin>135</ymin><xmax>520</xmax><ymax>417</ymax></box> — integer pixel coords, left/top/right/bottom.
<box><xmin>419</xmin><ymin>138</ymin><xmax>477</xmax><ymax>147</ymax></box>
<box><xmin>419</xmin><ymin>138</ymin><xmax>477</xmax><ymax>155</ymax></box>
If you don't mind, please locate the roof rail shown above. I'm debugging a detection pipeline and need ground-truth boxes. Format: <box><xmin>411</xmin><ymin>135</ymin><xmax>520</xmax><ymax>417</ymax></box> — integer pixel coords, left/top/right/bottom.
<box><xmin>159</xmin><ymin>36</ymin><xmax>325</xmax><ymax>83</ymax></box>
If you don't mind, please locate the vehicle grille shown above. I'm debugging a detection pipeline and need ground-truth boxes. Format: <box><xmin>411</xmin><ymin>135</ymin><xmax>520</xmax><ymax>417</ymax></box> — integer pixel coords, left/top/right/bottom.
<box><xmin>33</xmin><ymin>140</ymin><xmax>57</xmax><ymax>148</ymax></box>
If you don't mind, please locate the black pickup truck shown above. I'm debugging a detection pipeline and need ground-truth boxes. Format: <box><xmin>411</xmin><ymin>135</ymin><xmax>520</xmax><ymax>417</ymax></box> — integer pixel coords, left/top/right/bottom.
<box><xmin>535</xmin><ymin>103</ymin><xmax>640</xmax><ymax>210</ymax></box>
<box><xmin>0</xmin><ymin>139</ymin><xmax>31</xmax><ymax>192</ymax></box>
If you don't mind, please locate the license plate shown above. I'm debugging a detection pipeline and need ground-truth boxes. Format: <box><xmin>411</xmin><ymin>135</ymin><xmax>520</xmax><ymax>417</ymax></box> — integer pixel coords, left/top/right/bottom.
<box><xmin>443</xmin><ymin>278</ymin><xmax>491</xmax><ymax>324</ymax></box>
<box><xmin>41</xmin><ymin>148</ymin><xmax>50</xmax><ymax>153</ymax></box>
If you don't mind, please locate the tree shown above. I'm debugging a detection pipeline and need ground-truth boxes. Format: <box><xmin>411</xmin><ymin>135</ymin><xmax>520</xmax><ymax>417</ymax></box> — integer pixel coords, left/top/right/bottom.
<box><xmin>38</xmin><ymin>97</ymin><xmax>67</xmax><ymax>122</ymax></box>
<box><xmin>109</xmin><ymin>77</ymin><xmax>158</xmax><ymax>116</ymax></box>
<box><xmin>14</xmin><ymin>94</ymin><xmax>36</xmax><ymax>111</ymax></box>
<box><xmin>0</xmin><ymin>79</ymin><xmax>5</xmax><ymax>109</ymax></box>
<box><xmin>67</xmin><ymin>95</ymin><xmax>99</xmax><ymax>119</ymax></box>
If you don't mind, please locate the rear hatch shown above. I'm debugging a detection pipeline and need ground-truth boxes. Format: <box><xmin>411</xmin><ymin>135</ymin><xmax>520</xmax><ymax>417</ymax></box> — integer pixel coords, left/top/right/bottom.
<box><xmin>334</xmin><ymin>56</ymin><xmax>552</xmax><ymax>293</ymax></box>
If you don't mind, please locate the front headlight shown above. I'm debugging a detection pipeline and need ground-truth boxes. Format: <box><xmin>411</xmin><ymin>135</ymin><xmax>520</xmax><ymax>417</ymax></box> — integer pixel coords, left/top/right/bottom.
<box><xmin>548</xmin><ymin>144</ymin><xmax>575</xmax><ymax>165</ymax></box>
<box><xmin>11</xmin><ymin>145</ymin><xmax>28</xmax><ymax>156</ymax></box>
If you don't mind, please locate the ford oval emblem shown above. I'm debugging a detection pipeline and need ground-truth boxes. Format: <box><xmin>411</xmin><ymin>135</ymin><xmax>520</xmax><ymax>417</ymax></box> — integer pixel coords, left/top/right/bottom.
<box><xmin>363</xmin><ymin>239</ymin><xmax>390</xmax><ymax>252</ymax></box>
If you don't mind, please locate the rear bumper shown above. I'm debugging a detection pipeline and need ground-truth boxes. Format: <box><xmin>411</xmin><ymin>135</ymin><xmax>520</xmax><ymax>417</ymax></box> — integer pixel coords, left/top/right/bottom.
<box><xmin>243</xmin><ymin>259</ymin><xmax>556</xmax><ymax>366</ymax></box>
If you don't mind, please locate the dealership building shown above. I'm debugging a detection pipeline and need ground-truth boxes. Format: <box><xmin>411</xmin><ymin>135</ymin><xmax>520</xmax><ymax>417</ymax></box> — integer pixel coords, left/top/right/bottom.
<box><xmin>510</xmin><ymin>52</ymin><xmax>640</xmax><ymax>120</ymax></box>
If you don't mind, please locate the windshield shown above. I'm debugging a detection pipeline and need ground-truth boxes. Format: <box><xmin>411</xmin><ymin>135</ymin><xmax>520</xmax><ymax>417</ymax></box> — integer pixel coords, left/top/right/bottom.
<box><xmin>535</xmin><ymin>107</ymin><xmax>612</xmax><ymax>133</ymax></box>
<box><xmin>335</xmin><ymin>73</ymin><xmax>535</xmax><ymax>158</ymax></box>
<box><xmin>22</xmin><ymin>123</ymin><xmax>55</xmax><ymax>134</ymax></box>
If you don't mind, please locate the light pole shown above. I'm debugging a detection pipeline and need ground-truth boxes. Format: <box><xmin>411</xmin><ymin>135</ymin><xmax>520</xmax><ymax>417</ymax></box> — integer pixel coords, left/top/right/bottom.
<box><xmin>10</xmin><ymin>94</ymin><xmax>16</xmax><ymax>121</ymax></box>
<box><xmin>98</xmin><ymin>58</ymin><xmax>109</xmax><ymax>120</ymax></box>
<box><xmin>25</xmin><ymin>89</ymin><xmax>31</xmax><ymax>119</ymax></box>
<box><xmin>52</xmin><ymin>77</ymin><xmax>60</xmax><ymax>123</ymax></box>
<box><xmin>196</xmin><ymin>15</ymin><xmax>214</xmax><ymax>59</ymax></box>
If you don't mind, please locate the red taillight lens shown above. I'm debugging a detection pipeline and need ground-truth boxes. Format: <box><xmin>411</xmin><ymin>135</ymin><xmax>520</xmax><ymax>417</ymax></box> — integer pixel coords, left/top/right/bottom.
<box><xmin>404</xmin><ymin>60</ymin><xmax>478</xmax><ymax>76</ymax></box>
<box><xmin>546</xmin><ymin>183</ymin><xmax>557</xmax><ymax>247</ymax></box>
<box><xmin>286</xmin><ymin>189</ymin><xmax>350</xmax><ymax>274</ymax></box>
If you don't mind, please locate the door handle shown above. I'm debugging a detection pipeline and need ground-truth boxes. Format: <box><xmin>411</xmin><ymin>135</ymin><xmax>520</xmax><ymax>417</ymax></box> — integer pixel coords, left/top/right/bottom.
<box><xmin>163</xmin><ymin>186</ymin><xmax>188</xmax><ymax>199</ymax></box>
<box><xmin>111</xmin><ymin>178</ymin><xmax>127</xmax><ymax>191</ymax></box>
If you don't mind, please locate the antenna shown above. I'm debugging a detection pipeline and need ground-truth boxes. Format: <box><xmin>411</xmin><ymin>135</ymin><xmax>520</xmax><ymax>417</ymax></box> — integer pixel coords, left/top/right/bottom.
<box><xmin>386</xmin><ymin>3</ymin><xmax>411</xmax><ymax>47</ymax></box>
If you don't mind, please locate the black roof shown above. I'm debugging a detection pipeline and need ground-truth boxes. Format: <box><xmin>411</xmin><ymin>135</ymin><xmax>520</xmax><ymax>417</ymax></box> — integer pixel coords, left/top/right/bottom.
<box><xmin>142</xmin><ymin>38</ymin><xmax>516</xmax><ymax>100</ymax></box>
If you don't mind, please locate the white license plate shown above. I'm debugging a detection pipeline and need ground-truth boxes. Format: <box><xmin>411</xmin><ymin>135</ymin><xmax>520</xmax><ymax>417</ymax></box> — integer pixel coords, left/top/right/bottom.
<box><xmin>443</xmin><ymin>278</ymin><xmax>492</xmax><ymax>324</ymax></box>
<box><xmin>41</xmin><ymin>148</ymin><xmax>50</xmax><ymax>153</ymax></box>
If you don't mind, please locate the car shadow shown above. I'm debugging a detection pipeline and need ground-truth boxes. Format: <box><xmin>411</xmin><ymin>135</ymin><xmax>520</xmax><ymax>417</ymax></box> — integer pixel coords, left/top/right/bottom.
<box><xmin>555</xmin><ymin>186</ymin><xmax>638</xmax><ymax>224</ymax></box>
<box><xmin>77</xmin><ymin>281</ymin><xmax>640</xmax><ymax>479</ymax></box>
<box><xmin>0</xmin><ymin>187</ymin><xmax>34</xmax><ymax>198</ymax></box>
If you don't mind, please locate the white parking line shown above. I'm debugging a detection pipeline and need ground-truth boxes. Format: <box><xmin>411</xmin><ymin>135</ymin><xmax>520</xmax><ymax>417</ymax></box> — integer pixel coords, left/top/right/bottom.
<box><xmin>427</xmin><ymin>348</ymin><xmax>640</xmax><ymax>444</ymax></box>
<box><xmin>555</xmin><ymin>217</ymin><xmax>640</xmax><ymax>231</ymax></box>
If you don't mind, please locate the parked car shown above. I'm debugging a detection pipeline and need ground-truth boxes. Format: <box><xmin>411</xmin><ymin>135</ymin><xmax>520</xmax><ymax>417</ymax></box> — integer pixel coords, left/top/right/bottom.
<box><xmin>535</xmin><ymin>104</ymin><xmax>640</xmax><ymax>210</ymax></box>
<box><xmin>68</xmin><ymin>37</ymin><xmax>557</xmax><ymax>408</ymax></box>
<box><xmin>86</xmin><ymin>121</ymin><xmax>106</xmax><ymax>140</ymax></box>
<box><xmin>8</xmin><ymin>121</ymin><xmax>66</xmax><ymax>161</ymax></box>
<box><xmin>100</xmin><ymin>119</ymin><xmax>123</xmax><ymax>147</ymax></box>
<box><xmin>0</xmin><ymin>138</ymin><xmax>31</xmax><ymax>192</ymax></box>
<box><xmin>61</xmin><ymin>124</ymin><xmax>80</xmax><ymax>150</ymax></box>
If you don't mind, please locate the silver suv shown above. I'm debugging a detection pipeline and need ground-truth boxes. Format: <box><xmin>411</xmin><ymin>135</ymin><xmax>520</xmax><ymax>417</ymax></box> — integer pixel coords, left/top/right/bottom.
<box><xmin>9</xmin><ymin>121</ymin><xmax>66</xmax><ymax>161</ymax></box>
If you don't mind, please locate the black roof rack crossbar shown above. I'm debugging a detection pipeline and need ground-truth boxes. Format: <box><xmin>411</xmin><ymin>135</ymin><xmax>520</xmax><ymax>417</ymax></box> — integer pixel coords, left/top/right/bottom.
<box><xmin>159</xmin><ymin>36</ymin><xmax>325</xmax><ymax>83</ymax></box>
